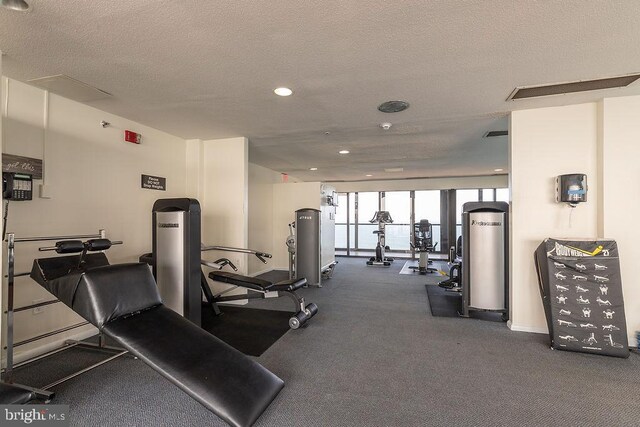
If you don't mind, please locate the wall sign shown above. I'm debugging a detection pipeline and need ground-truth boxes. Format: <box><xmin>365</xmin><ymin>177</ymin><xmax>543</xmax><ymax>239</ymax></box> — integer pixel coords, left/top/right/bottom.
<box><xmin>2</xmin><ymin>154</ymin><xmax>43</xmax><ymax>179</ymax></box>
<box><xmin>141</xmin><ymin>174</ymin><xmax>166</xmax><ymax>191</ymax></box>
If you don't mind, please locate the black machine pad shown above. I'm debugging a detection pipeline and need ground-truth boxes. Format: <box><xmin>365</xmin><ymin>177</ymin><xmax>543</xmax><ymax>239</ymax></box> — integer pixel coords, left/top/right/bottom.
<box><xmin>209</xmin><ymin>271</ymin><xmax>307</xmax><ymax>292</ymax></box>
<box><xmin>270</xmin><ymin>278</ymin><xmax>307</xmax><ymax>292</ymax></box>
<box><xmin>0</xmin><ymin>383</ymin><xmax>36</xmax><ymax>404</ymax></box>
<box><xmin>105</xmin><ymin>305</ymin><xmax>284</xmax><ymax>427</ymax></box>
<box><xmin>30</xmin><ymin>253</ymin><xmax>110</xmax><ymax>307</ymax></box>
<box><xmin>209</xmin><ymin>271</ymin><xmax>274</xmax><ymax>291</ymax></box>
<box><xmin>534</xmin><ymin>238</ymin><xmax>629</xmax><ymax>358</ymax></box>
<box><xmin>30</xmin><ymin>259</ymin><xmax>284</xmax><ymax>426</ymax></box>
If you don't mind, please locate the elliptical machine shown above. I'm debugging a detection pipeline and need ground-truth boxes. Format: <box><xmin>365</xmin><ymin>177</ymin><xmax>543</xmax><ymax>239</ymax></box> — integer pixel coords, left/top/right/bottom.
<box><xmin>366</xmin><ymin>211</ymin><xmax>394</xmax><ymax>267</ymax></box>
<box><xmin>409</xmin><ymin>219</ymin><xmax>438</xmax><ymax>274</ymax></box>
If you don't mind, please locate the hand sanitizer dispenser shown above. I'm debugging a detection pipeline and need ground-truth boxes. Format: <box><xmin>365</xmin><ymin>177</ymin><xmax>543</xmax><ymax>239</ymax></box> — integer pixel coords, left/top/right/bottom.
<box><xmin>556</xmin><ymin>174</ymin><xmax>587</xmax><ymax>207</ymax></box>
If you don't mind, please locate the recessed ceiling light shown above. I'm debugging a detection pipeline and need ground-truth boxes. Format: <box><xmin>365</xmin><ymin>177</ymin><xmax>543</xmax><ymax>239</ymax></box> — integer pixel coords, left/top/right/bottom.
<box><xmin>365</xmin><ymin>174</ymin><xmax>373</xmax><ymax>177</ymax></box>
<box><xmin>274</xmin><ymin>87</ymin><xmax>293</xmax><ymax>97</ymax></box>
<box><xmin>338</xmin><ymin>150</ymin><xmax>350</xmax><ymax>154</ymax></box>
<box><xmin>309</xmin><ymin>167</ymin><xmax>318</xmax><ymax>171</ymax></box>
<box><xmin>494</xmin><ymin>168</ymin><xmax>504</xmax><ymax>172</ymax></box>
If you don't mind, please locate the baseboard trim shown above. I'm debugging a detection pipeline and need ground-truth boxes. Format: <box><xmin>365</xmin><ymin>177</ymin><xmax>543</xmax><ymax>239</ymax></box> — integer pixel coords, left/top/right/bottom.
<box><xmin>508</xmin><ymin>321</ymin><xmax>548</xmax><ymax>334</ymax></box>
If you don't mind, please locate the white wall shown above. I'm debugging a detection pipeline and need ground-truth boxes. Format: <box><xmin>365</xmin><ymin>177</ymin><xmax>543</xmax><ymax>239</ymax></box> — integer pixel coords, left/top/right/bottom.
<box><xmin>1</xmin><ymin>78</ymin><xmax>188</xmax><ymax>361</ymax></box>
<box><xmin>510</xmin><ymin>96</ymin><xmax>640</xmax><ymax>344</ymax></box>
<box><xmin>599</xmin><ymin>96</ymin><xmax>640</xmax><ymax>344</ymax></box>
<box><xmin>272</xmin><ymin>182</ymin><xmax>322</xmax><ymax>269</ymax></box>
<box><xmin>332</xmin><ymin>175</ymin><xmax>508</xmax><ymax>193</ymax></box>
<box><xmin>509</xmin><ymin>103</ymin><xmax>599</xmax><ymax>334</ymax></box>
<box><xmin>248</xmin><ymin>163</ymin><xmax>282</xmax><ymax>275</ymax></box>
<box><xmin>188</xmin><ymin>137</ymin><xmax>251</xmax><ymax>302</ymax></box>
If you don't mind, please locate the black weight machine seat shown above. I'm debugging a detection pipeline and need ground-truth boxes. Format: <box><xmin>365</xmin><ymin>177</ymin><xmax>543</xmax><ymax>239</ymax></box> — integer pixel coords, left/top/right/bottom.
<box><xmin>206</xmin><ymin>271</ymin><xmax>318</xmax><ymax>330</ymax></box>
<box><xmin>439</xmin><ymin>235</ymin><xmax>462</xmax><ymax>291</ymax></box>
<box><xmin>209</xmin><ymin>271</ymin><xmax>306</xmax><ymax>292</ymax></box>
<box><xmin>31</xmin><ymin>255</ymin><xmax>283</xmax><ymax>427</ymax></box>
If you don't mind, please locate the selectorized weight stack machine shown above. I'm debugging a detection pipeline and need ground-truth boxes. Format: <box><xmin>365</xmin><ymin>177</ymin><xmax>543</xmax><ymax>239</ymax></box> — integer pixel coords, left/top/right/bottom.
<box><xmin>152</xmin><ymin>198</ymin><xmax>202</xmax><ymax>325</ymax></box>
<box><xmin>461</xmin><ymin>202</ymin><xmax>509</xmax><ymax>319</ymax></box>
<box><xmin>148</xmin><ymin>198</ymin><xmax>318</xmax><ymax>330</ymax></box>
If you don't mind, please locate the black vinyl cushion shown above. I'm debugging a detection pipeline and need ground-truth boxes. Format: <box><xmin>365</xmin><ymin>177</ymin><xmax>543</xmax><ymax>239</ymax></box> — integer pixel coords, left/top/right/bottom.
<box><xmin>30</xmin><ymin>253</ymin><xmax>110</xmax><ymax>306</ymax></box>
<box><xmin>209</xmin><ymin>271</ymin><xmax>275</xmax><ymax>291</ymax></box>
<box><xmin>72</xmin><ymin>263</ymin><xmax>162</xmax><ymax>328</ymax></box>
<box><xmin>0</xmin><ymin>383</ymin><xmax>36</xmax><ymax>404</ymax></box>
<box><xmin>269</xmin><ymin>278</ymin><xmax>307</xmax><ymax>292</ymax></box>
<box><xmin>104</xmin><ymin>305</ymin><xmax>284</xmax><ymax>427</ymax></box>
<box><xmin>209</xmin><ymin>271</ymin><xmax>307</xmax><ymax>292</ymax></box>
<box><xmin>31</xmin><ymin>260</ymin><xmax>284</xmax><ymax>426</ymax></box>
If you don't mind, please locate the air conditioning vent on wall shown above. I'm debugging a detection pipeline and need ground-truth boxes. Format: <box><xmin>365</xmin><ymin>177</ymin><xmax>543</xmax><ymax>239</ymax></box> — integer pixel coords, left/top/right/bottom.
<box><xmin>483</xmin><ymin>130</ymin><xmax>508</xmax><ymax>138</ymax></box>
<box><xmin>507</xmin><ymin>73</ymin><xmax>640</xmax><ymax>100</ymax></box>
<box><xmin>27</xmin><ymin>75</ymin><xmax>112</xmax><ymax>102</ymax></box>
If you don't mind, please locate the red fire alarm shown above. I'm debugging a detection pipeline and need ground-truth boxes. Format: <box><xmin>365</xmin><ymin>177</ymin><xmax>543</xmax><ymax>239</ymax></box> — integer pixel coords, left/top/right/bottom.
<box><xmin>124</xmin><ymin>130</ymin><xmax>142</xmax><ymax>144</ymax></box>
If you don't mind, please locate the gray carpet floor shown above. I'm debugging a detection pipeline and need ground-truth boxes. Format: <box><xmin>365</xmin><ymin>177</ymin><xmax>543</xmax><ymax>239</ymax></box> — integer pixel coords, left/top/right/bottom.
<box><xmin>14</xmin><ymin>257</ymin><xmax>640</xmax><ymax>426</ymax></box>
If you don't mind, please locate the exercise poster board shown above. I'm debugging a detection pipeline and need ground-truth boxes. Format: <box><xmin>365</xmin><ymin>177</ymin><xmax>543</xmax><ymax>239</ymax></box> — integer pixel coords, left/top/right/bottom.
<box><xmin>534</xmin><ymin>238</ymin><xmax>629</xmax><ymax>358</ymax></box>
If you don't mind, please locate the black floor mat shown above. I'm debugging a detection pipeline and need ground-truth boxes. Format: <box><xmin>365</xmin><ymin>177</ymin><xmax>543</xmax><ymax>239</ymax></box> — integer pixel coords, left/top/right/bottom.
<box><xmin>201</xmin><ymin>304</ymin><xmax>292</xmax><ymax>356</ymax></box>
<box><xmin>425</xmin><ymin>284</ymin><xmax>462</xmax><ymax>317</ymax></box>
<box><xmin>425</xmin><ymin>285</ymin><xmax>506</xmax><ymax>322</ymax></box>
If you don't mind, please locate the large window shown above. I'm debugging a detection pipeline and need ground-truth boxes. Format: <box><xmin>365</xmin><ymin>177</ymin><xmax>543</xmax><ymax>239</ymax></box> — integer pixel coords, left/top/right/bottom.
<box><xmin>357</xmin><ymin>192</ymin><xmax>379</xmax><ymax>249</ymax></box>
<box><xmin>335</xmin><ymin>187</ymin><xmax>508</xmax><ymax>256</ymax></box>
<box><xmin>456</xmin><ymin>189</ymin><xmax>480</xmax><ymax>241</ymax></box>
<box><xmin>384</xmin><ymin>191</ymin><xmax>411</xmax><ymax>251</ymax></box>
<box><xmin>335</xmin><ymin>193</ymin><xmax>348</xmax><ymax>249</ymax></box>
<box><xmin>415</xmin><ymin>190</ymin><xmax>441</xmax><ymax>251</ymax></box>
<box><xmin>335</xmin><ymin>193</ymin><xmax>356</xmax><ymax>250</ymax></box>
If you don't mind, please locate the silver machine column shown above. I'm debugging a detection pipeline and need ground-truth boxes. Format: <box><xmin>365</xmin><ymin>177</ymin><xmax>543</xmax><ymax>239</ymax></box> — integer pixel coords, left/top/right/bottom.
<box><xmin>295</xmin><ymin>208</ymin><xmax>321</xmax><ymax>287</ymax></box>
<box><xmin>461</xmin><ymin>201</ymin><xmax>509</xmax><ymax>319</ymax></box>
<box><xmin>152</xmin><ymin>198</ymin><xmax>202</xmax><ymax>326</ymax></box>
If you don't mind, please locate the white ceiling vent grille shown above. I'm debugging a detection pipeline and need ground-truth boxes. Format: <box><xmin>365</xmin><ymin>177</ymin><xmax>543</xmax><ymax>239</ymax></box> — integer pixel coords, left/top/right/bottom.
<box><xmin>507</xmin><ymin>74</ymin><xmax>640</xmax><ymax>100</ymax></box>
<box><xmin>27</xmin><ymin>75</ymin><xmax>112</xmax><ymax>102</ymax></box>
<box><xmin>384</xmin><ymin>167</ymin><xmax>404</xmax><ymax>173</ymax></box>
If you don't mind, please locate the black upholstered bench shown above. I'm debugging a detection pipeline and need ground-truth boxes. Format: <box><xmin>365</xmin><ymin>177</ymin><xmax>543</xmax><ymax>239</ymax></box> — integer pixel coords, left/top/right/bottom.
<box><xmin>207</xmin><ymin>271</ymin><xmax>318</xmax><ymax>329</ymax></box>
<box><xmin>31</xmin><ymin>257</ymin><xmax>283</xmax><ymax>427</ymax></box>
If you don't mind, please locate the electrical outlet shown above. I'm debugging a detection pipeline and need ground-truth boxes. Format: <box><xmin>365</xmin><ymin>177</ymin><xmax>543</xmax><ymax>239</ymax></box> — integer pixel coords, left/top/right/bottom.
<box><xmin>32</xmin><ymin>298</ymin><xmax>44</xmax><ymax>315</ymax></box>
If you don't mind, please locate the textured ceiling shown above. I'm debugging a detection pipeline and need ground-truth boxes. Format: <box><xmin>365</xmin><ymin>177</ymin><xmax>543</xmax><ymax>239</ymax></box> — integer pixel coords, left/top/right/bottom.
<box><xmin>1</xmin><ymin>0</ymin><xmax>640</xmax><ymax>182</ymax></box>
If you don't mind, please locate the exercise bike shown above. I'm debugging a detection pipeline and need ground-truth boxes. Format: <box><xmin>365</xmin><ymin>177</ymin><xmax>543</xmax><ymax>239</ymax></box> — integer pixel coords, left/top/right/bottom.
<box><xmin>409</xmin><ymin>219</ymin><xmax>438</xmax><ymax>274</ymax></box>
<box><xmin>366</xmin><ymin>211</ymin><xmax>394</xmax><ymax>267</ymax></box>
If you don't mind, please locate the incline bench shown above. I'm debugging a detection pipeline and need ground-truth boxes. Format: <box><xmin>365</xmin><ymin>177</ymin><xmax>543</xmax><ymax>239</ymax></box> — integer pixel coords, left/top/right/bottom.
<box><xmin>31</xmin><ymin>249</ymin><xmax>283</xmax><ymax>427</ymax></box>
<box><xmin>206</xmin><ymin>270</ymin><xmax>318</xmax><ymax>329</ymax></box>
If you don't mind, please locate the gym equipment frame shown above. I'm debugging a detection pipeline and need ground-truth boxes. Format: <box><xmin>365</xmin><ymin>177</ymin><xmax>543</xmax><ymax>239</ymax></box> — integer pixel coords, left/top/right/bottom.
<box><xmin>202</xmin><ymin>245</ymin><xmax>318</xmax><ymax>329</ymax></box>
<box><xmin>2</xmin><ymin>229</ymin><xmax>127</xmax><ymax>400</ymax></box>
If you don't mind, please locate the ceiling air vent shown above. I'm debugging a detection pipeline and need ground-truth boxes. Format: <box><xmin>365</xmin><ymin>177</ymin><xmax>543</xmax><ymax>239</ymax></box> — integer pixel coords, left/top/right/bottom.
<box><xmin>507</xmin><ymin>73</ymin><xmax>640</xmax><ymax>100</ymax></box>
<box><xmin>384</xmin><ymin>167</ymin><xmax>404</xmax><ymax>173</ymax></box>
<box><xmin>27</xmin><ymin>75</ymin><xmax>112</xmax><ymax>102</ymax></box>
<box><xmin>378</xmin><ymin>100</ymin><xmax>410</xmax><ymax>113</ymax></box>
<box><xmin>483</xmin><ymin>130</ymin><xmax>508</xmax><ymax>138</ymax></box>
